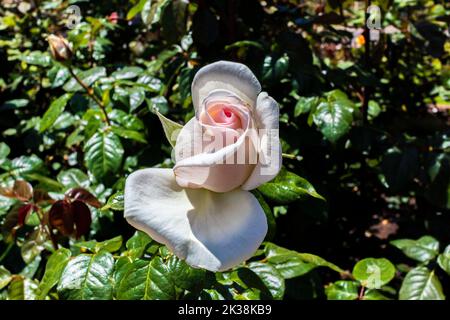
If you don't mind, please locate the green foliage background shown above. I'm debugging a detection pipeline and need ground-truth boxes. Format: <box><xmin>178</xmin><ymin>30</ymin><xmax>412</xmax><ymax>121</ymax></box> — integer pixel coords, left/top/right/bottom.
<box><xmin>0</xmin><ymin>0</ymin><xmax>449</xmax><ymax>300</ymax></box>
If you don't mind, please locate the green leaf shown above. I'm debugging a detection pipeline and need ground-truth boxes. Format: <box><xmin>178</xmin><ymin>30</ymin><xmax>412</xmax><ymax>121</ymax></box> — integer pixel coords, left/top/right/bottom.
<box><xmin>391</xmin><ymin>236</ymin><xmax>439</xmax><ymax>263</ymax></box>
<box><xmin>74</xmin><ymin>236</ymin><xmax>123</xmax><ymax>253</ymax></box>
<box><xmin>111</xmin><ymin>126</ymin><xmax>147</xmax><ymax>143</ymax></box>
<box><xmin>57</xmin><ymin>168</ymin><xmax>90</xmax><ymax>189</ymax></box>
<box><xmin>368</xmin><ymin>100</ymin><xmax>381</xmax><ymax>120</ymax></box>
<box><xmin>21</xmin><ymin>228</ymin><xmax>46</xmax><ymax>265</ymax></box>
<box><xmin>127</xmin><ymin>0</ymin><xmax>148</xmax><ymax>20</ymax></box>
<box><xmin>19</xmin><ymin>255</ymin><xmax>41</xmax><ymax>279</ymax></box>
<box><xmin>352</xmin><ymin>258</ymin><xmax>395</xmax><ymax>289</ymax></box>
<box><xmin>0</xmin><ymin>142</ymin><xmax>10</xmax><ymax>166</ymax></box>
<box><xmin>399</xmin><ymin>267</ymin><xmax>445</xmax><ymax>300</ymax></box>
<box><xmin>312</xmin><ymin>90</ymin><xmax>355</xmax><ymax>143</ymax></box>
<box><xmin>37</xmin><ymin>248</ymin><xmax>72</xmax><ymax>299</ymax></box>
<box><xmin>294</xmin><ymin>96</ymin><xmax>319</xmax><ymax>117</ymax></box>
<box><xmin>101</xmin><ymin>191</ymin><xmax>124</xmax><ymax>211</ymax></box>
<box><xmin>57</xmin><ymin>250</ymin><xmax>115</xmax><ymax>300</ymax></box>
<box><xmin>200</xmin><ymin>289</ymin><xmax>225</xmax><ymax>300</ymax></box>
<box><xmin>115</xmin><ymin>256</ymin><xmax>176</xmax><ymax>300</ymax></box>
<box><xmin>156</xmin><ymin>111</ymin><xmax>183</xmax><ymax>147</ymax></box>
<box><xmin>178</xmin><ymin>67</ymin><xmax>195</xmax><ymax>104</ymax></box>
<box><xmin>247</xmin><ymin>262</ymin><xmax>285</xmax><ymax>300</ymax></box>
<box><xmin>424</xmin><ymin>154</ymin><xmax>450</xmax><ymax>209</ymax></box>
<box><xmin>40</xmin><ymin>93</ymin><xmax>73</xmax><ymax>132</ymax></box>
<box><xmin>160</xmin><ymin>0</ymin><xmax>188</xmax><ymax>44</ymax></box>
<box><xmin>63</xmin><ymin>67</ymin><xmax>107</xmax><ymax>92</ymax></box>
<box><xmin>258</xmin><ymin>167</ymin><xmax>325</xmax><ymax>204</ymax></box>
<box><xmin>7</xmin><ymin>155</ymin><xmax>43</xmax><ymax>177</ymax></box>
<box><xmin>224</xmin><ymin>40</ymin><xmax>264</xmax><ymax>51</ymax></box>
<box><xmin>20</xmin><ymin>51</ymin><xmax>51</xmax><ymax>67</ymax></box>
<box><xmin>389</xmin><ymin>239</ymin><xmax>416</xmax><ymax>250</ymax></box>
<box><xmin>113</xmin><ymin>256</ymin><xmax>133</xmax><ymax>298</ymax></box>
<box><xmin>128</xmin><ymin>87</ymin><xmax>146</xmax><ymax>112</ymax></box>
<box><xmin>148</xmin><ymin>96</ymin><xmax>169</xmax><ymax>114</ymax></box>
<box><xmin>325</xmin><ymin>281</ymin><xmax>359</xmax><ymax>300</ymax></box>
<box><xmin>141</xmin><ymin>0</ymin><xmax>155</xmax><ymax>24</ymax></box>
<box><xmin>48</xmin><ymin>65</ymin><xmax>71</xmax><ymax>88</ymax></box>
<box><xmin>96</xmin><ymin>236</ymin><xmax>123</xmax><ymax>252</ymax></box>
<box><xmin>252</xmin><ymin>190</ymin><xmax>276</xmax><ymax>241</ymax></box>
<box><xmin>437</xmin><ymin>245</ymin><xmax>450</xmax><ymax>275</ymax></box>
<box><xmin>363</xmin><ymin>289</ymin><xmax>391</xmax><ymax>300</ymax></box>
<box><xmin>8</xmin><ymin>277</ymin><xmax>39</xmax><ymax>300</ymax></box>
<box><xmin>24</xmin><ymin>173</ymin><xmax>62</xmax><ymax>191</ymax></box>
<box><xmin>111</xmin><ymin>67</ymin><xmax>143</xmax><ymax>80</ymax></box>
<box><xmin>222</xmin><ymin>268</ymin><xmax>271</xmax><ymax>300</ymax></box>
<box><xmin>294</xmin><ymin>253</ymin><xmax>345</xmax><ymax>273</ymax></box>
<box><xmin>382</xmin><ymin>147</ymin><xmax>419</xmax><ymax>193</ymax></box>
<box><xmin>0</xmin><ymin>99</ymin><xmax>29</xmax><ymax>111</ymax></box>
<box><xmin>144</xmin><ymin>48</ymin><xmax>181</xmax><ymax>74</ymax></box>
<box><xmin>262</xmin><ymin>55</ymin><xmax>289</xmax><ymax>83</ymax></box>
<box><xmin>110</xmin><ymin>109</ymin><xmax>144</xmax><ymax>131</ymax></box>
<box><xmin>165</xmin><ymin>255</ymin><xmax>206</xmax><ymax>290</ymax></box>
<box><xmin>264</xmin><ymin>242</ymin><xmax>344</xmax><ymax>277</ymax></box>
<box><xmin>84</xmin><ymin>131</ymin><xmax>124</xmax><ymax>180</ymax></box>
<box><xmin>0</xmin><ymin>266</ymin><xmax>12</xmax><ymax>290</ymax></box>
<box><xmin>126</xmin><ymin>231</ymin><xmax>153</xmax><ymax>259</ymax></box>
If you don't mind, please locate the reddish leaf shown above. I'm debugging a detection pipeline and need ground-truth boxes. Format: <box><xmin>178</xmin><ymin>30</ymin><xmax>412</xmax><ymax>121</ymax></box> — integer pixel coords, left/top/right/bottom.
<box><xmin>17</xmin><ymin>204</ymin><xmax>36</xmax><ymax>226</ymax></box>
<box><xmin>72</xmin><ymin>200</ymin><xmax>92</xmax><ymax>238</ymax></box>
<box><xmin>0</xmin><ymin>180</ymin><xmax>33</xmax><ymax>201</ymax></box>
<box><xmin>33</xmin><ymin>189</ymin><xmax>54</xmax><ymax>204</ymax></box>
<box><xmin>66</xmin><ymin>188</ymin><xmax>102</xmax><ymax>208</ymax></box>
<box><xmin>49</xmin><ymin>200</ymin><xmax>74</xmax><ymax>236</ymax></box>
<box><xmin>13</xmin><ymin>180</ymin><xmax>33</xmax><ymax>201</ymax></box>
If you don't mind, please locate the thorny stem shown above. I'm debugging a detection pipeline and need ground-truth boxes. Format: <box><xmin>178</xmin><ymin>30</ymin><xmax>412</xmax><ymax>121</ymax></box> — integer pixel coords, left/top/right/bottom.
<box><xmin>67</xmin><ymin>66</ymin><xmax>111</xmax><ymax>126</ymax></box>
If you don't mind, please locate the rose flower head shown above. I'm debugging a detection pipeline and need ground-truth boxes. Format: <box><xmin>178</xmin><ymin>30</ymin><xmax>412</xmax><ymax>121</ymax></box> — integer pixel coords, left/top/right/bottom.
<box><xmin>124</xmin><ymin>61</ymin><xmax>281</xmax><ymax>272</ymax></box>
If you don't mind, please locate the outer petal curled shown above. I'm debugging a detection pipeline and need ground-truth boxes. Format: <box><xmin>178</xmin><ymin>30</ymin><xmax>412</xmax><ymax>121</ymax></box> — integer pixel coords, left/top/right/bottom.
<box><xmin>124</xmin><ymin>168</ymin><xmax>267</xmax><ymax>272</ymax></box>
<box><xmin>191</xmin><ymin>61</ymin><xmax>261</xmax><ymax>115</ymax></box>
<box><xmin>241</xmin><ymin>92</ymin><xmax>282</xmax><ymax>190</ymax></box>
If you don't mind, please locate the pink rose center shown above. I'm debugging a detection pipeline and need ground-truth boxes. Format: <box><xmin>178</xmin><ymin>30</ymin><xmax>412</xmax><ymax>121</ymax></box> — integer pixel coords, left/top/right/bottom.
<box><xmin>206</xmin><ymin>103</ymin><xmax>243</xmax><ymax>130</ymax></box>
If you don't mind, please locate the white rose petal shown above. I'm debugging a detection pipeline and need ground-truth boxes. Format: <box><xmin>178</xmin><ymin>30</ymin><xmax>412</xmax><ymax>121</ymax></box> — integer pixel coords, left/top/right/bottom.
<box><xmin>241</xmin><ymin>92</ymin><xmax>282</xmax><ymax>190</ymax></box>
<box><xmin>191</xmin><ymin>61</ymin><xmax>262</xmax><ymax>114</ymax></box>
<box><xmin>124</xmin><ymin>168</ymin><xmax>267</xmax><ymax>272</ymax></box>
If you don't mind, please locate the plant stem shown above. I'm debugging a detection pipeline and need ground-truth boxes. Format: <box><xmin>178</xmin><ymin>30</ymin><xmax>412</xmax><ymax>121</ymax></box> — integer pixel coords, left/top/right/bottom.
<box><xmin>358</xmin><ymin>286</ymin><xmax>366</xmax><ymax>300</ymax></box>
<box><xmin>68</xmin><ymin>66</ymin><xmax>111</xmax><ymax>126</ymax></box>
<box><xmin>282</xmin><ymin>153</ymin><xmax>296</xmax><ymax>159</ymax></box>
<box><xmin>44</xmin><ymin>224</ymin><xmax>59</xmax><ymax>251</ymax></box>
<box><xmin>0</xmin><ymin>242</ymin><xmax>14</xmax><ymax>264</ymax></box>
<box><xmin>36</xmin><ymin>208</ymin><xmax>58</xmax><ymax>250</ymax></box>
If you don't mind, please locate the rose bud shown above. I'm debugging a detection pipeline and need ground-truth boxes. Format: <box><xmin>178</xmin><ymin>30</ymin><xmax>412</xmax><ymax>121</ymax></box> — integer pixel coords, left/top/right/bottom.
<box><xmin>124</xmin><ymin>61</ymin><xmax>282</xmax><ymax>272</ymax></box>
<box><xmin>108</xmin><ymin>12</ymin><xmax>119</xmax><ymax>24</ymax></box>
<box><xmin>47</xmin><ymin>34</ymin><xmax>73</xmax><ymax>62</ymax></box>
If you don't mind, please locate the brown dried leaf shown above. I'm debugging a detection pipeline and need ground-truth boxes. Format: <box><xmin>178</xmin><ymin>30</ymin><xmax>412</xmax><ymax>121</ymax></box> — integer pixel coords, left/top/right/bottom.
<box><xmin>369</xmin><ymin>219</ymin><xmax>399</xmax><ymax>240</ymax></box>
